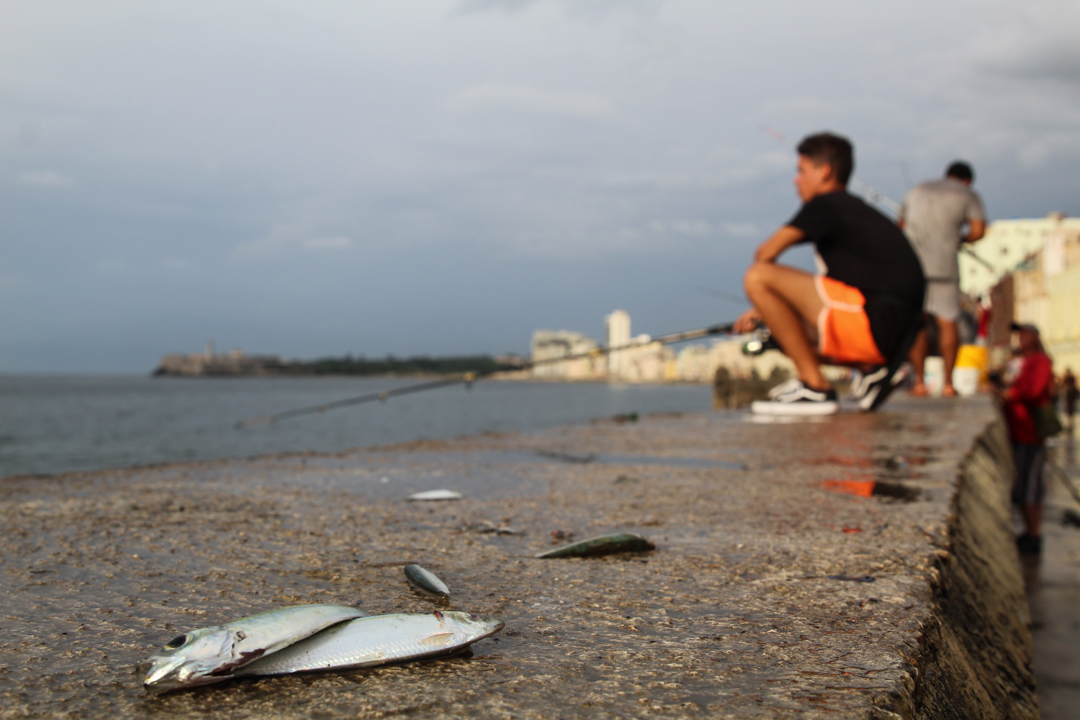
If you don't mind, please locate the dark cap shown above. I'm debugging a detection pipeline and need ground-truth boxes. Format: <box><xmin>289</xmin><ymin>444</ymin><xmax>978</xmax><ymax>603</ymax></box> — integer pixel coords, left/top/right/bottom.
<box><xmin>1010</xmin><ymin>322</ymin><xmax>1039</xmax><ymax>334</ymax></box>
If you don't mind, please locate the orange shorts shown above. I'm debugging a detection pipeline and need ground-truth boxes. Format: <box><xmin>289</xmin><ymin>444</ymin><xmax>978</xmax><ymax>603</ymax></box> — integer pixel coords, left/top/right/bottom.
<box><xmin>815</xmin><ymin>275</ymin><xmax>886</xmax><ymax>365</ymax></box>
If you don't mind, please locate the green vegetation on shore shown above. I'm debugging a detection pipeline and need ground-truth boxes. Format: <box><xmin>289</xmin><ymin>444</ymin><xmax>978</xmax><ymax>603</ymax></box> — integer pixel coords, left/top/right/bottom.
<box><xmin>303</xmin><ymin>354</ymin><xmax>520</xmax><ymax>376</ymax></box>
<box><xmin>153</xmin><ymin>351</ymin><xmax>525</xmax><ymax>377</ymax></box>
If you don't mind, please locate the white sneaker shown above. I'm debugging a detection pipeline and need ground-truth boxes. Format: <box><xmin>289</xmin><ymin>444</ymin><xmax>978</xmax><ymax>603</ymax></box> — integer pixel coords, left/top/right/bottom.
<box><xmin>851</xmin><ymin>366</ymin><xmax>888</xmax><ymax>400</ymax></box>
<box><xmin>752</xmin><ymin>379</ymin><xmax>839</xmax><ymax>416</ymax></box>
<box><xmin>767</xmin><ymin>378</ymin><xmax>805</xmax><ymax>399</ymax></box>
<box><xmin>854</xmin><ymin>366</ymin><xmax>907</xmax><ymax>411</ymax></box>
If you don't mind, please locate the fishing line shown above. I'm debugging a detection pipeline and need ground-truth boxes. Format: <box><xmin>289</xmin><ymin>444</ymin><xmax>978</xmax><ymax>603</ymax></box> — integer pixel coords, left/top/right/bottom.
<box><xmin>236</xmin><ymin>322</ymin><xmax>736</xmax><ymax>429</ymax></box>
<box><xmin>696</xmin><ymin>285</ymin><xmax>748</xmax><ymax>307</ymax></box>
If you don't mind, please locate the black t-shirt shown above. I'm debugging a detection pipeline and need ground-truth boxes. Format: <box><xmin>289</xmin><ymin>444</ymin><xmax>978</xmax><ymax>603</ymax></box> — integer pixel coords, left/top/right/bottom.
<box><xmin>788</xmin><ymin>191</ymin><xmax>926</xmax><ymax>360</ymax></box>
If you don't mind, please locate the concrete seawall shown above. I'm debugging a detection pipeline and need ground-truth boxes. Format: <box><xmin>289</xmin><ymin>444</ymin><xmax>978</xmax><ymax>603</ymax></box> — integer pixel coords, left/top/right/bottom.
<box><xmin>0</xmin><ymin>397</ymin><xmax>1037</xmax><ymax>718</ymax></box>
<box><xmin>903</xmin><ymin>416</ymin><xmax>1037</xmax><ymax>719</ymax></box>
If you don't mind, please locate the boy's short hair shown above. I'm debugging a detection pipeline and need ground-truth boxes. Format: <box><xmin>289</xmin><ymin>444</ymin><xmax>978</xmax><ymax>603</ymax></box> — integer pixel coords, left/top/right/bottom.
<box><xmin>797</xmin><ymin>132</ymin><xmax>854</xmax><ymax>185</ymax></box>
<box><xmin>946</xmin><ymin>161</ymin><xmax>974</xmax><ymax>182</ymax></box>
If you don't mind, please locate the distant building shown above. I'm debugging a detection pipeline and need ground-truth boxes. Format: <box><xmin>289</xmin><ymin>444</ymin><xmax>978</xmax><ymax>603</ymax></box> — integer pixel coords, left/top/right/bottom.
<box><xmin>960</xmin><ymin>214</ymin><xmax>1080</xmax><ymax>295</ymax></box>
<box><xmin>604</xmin><ymin>310</ymin><xmax>631</xmax><ymax>378</ymax></box>
<box><xmin>1003</xmin><ymin>216</ymin><xmax>1080</xmax><ymax>372</ymax></box>
<box><xmin>611</xmin><ymin>338</ymin><xmax>674</xmax><ymax>383</ymax></box>
<box><xmin>529</xmin><ymin>330</ymin><xmax>604</xmax><ymax>380</ymax></box>
<box><xmin>675</xmin><ymin>344</ymin><xmax>713</xmax><ymax>383</ymax></box>
<box><xmin>675</xmin><ymin>339</ymin><xmax>796</xmax><ymax>383</ymax></box>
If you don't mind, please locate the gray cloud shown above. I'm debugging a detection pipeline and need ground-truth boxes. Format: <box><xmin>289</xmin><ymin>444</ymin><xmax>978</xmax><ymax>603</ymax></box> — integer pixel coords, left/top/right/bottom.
<box><xmin>18</xmin><ymin>170</ymin><xmax>76</xmax><ymax>188</ymax></box>
<box><xmin>455</xmin><ymin>0</ymin><xmax>664</xmax><ymax>18</ymax></box>
<box><xmin>446</xmin><ymin>84</ymin><xmax>616</xmax><ymax>118</ymax></box>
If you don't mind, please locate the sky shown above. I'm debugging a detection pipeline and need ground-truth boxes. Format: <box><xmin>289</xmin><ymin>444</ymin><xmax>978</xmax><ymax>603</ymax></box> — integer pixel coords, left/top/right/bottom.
<box><xmin>2</xmin><ymin>0</ymin><xmax>1078</xmax><ymax>372</ymax></box>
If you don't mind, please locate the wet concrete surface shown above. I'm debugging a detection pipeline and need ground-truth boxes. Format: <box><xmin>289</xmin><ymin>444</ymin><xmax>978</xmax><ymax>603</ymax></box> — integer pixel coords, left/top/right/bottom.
<box><xmin>0</xmin><ymin>397</ymin><xmax>1020</xmax><ymax>718</ymax></box>
<box><xmin>1027</xmin><ymin>431</ymin><xmax>1080</xmax><ymax>720</ymax></box>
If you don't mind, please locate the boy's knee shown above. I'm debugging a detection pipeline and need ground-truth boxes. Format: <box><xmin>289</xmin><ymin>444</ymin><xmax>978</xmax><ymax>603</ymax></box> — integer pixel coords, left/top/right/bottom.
<box><xmin>743</xmin><ymin>262</ymin><xmax>772</xmax><ymax>295</ymax></box>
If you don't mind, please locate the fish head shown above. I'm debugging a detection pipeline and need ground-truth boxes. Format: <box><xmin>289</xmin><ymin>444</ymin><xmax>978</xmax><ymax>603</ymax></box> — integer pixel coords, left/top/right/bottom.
<box><xmin>439</xmin><ymin>611</ymin><xmax>505</xmax><ymax>640</ymax></box>
<box><xmin>139</xmin><ymin>626</ymin><xmax>241</xmax><ymax>693</ymax></box>
<box><xmin>468</xmin><ymin>613</ymin><xmax>505</xmax><ymax>637</ymax></box>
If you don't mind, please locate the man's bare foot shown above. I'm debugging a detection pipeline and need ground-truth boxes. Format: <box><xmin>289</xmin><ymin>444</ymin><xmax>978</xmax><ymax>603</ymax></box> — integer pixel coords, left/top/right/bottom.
<box><xmin>942</xmin><ymin>385</ymin><xmax>958</xmax><ymax>398</ymax></box>
<box><xmin>910</xmin><ymin>383</ymin><xmax>929</xmax><ymax>397</ymax></box>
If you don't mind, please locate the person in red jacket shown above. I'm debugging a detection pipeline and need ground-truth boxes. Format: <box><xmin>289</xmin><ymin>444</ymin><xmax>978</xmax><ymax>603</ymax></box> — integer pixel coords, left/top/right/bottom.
<box><xmin>993</xmin><ymin>323</ymin><xmax>1055</xmax><ymax>554</ymax></box>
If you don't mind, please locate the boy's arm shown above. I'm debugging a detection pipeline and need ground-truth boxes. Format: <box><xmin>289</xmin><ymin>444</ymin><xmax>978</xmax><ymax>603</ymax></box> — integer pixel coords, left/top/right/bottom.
<box><xmin>754</xmin><ymin>226</ymin><xmax>806</xmax><ymax>263</ymax></box>
<box><xmin>733</xmin><ymin>226</ymin><xmax>808</xmax><ymax>332</ymax></box>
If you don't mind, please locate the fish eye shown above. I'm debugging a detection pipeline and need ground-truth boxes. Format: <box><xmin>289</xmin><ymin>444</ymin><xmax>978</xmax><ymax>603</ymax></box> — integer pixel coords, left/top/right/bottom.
<box><xmin>165</xmin><ymin>634</ymin><xmax>188</xmax><ymax>649</ymax></box>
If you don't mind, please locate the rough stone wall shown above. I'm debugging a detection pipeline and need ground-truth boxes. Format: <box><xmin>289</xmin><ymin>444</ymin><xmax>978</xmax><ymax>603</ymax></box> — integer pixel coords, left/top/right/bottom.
<box><xmin>906</xmin><ymin>419</ymin><xmax>1038</xmax><ymax>720</ymax></box>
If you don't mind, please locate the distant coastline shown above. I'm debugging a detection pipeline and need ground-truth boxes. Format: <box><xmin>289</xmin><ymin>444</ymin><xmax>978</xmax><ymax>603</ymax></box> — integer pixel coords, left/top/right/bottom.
<box><xmin>152</xmin><ymin>345</ymin><xmax>526</xmax><ymax>378</ymax></box>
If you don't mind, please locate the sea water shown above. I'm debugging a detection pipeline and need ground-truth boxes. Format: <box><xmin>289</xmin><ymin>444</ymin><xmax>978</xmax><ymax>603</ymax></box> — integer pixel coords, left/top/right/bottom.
<box><xmin>0</xmin><ymin>375</ymin><xmax>715</xmax><ymax>479</ymax></box>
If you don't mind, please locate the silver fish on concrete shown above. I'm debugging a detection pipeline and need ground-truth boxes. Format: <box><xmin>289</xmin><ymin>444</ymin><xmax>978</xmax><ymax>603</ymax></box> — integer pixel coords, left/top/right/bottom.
<box><xmin>236</xmin><ymin>611</ymin><xmax>504</xmax><ymax>676</ymax></box>
<box><xmin>534</xmin><ymin>532</ymin><xmax>655</xmax><ymax>558</ymax></box>
<box><xmin>139</xmin><ymin>604</ymin><xmax>366</xmax><ymax>693</ymax></box>
<box><xmin>407</xmin><ymin>489</ymin><xmax>462</xmax><ymax>501</ymax></box>
<box><xmin>404</xmin><ymin>563</ymin><xmax>450</xmax><ymax>601</ymax></box>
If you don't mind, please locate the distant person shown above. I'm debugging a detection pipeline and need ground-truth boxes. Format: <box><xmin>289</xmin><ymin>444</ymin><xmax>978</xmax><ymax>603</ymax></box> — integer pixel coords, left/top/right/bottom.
<box><xmin>898</xmin><ymin>161</ymin><xmax>986</xmax><ymax>397</ymax></box>
<box><xmin>1063</xmin><ymin>368</ymin><xmax>1078</xmax><ymax>432</ymax></box>
<box><xmin>992</xmin><ymin>323</ymin><xmax>1055</xmax><ymax>554</ymax></box>
<box><xmin>733</xmin><ymin>132</ymin><xmax>926</xmax><ymax>414</ymax></box>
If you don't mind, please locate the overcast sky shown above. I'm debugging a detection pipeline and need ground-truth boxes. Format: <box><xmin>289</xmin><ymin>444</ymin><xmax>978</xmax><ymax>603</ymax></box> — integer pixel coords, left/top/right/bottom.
<box><xmin>2</xmin><ymin>0</ymin><xmax>1078</xmax><ymax>372</ymax></box>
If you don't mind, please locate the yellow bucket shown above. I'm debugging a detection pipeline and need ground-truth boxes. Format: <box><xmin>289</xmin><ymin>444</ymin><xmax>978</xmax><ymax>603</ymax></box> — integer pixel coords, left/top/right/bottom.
<box><xmin>954</xmin><ymin>345</ymin><xmax>989</xmax><ymax>393</ymax></box>
<box><xmin>955</xmin><ymin>344</ymin><xmax>988</xmax><ymax>370</ymax></box>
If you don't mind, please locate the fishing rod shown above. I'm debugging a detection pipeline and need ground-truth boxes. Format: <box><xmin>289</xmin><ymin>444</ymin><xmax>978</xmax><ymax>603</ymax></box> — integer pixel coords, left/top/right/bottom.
<box><xmin>236</xmin><ymin>321</ymin><xmax>737</xmax><ymax>429</ymax></box>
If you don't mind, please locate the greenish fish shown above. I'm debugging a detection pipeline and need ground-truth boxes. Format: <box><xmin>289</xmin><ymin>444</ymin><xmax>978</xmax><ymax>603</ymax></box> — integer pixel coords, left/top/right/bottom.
<box><xmin>139</xmin><ymin>604</ymin><xmax>366</xmax><ymax>693</ymax></box>
<box><xmin>236</xmin><ymin>611</ymin><xmax>504</xmax><ymax>676</ymax></box>
<box><xmin>404</xmin><ymin>563</ymin><xmax>451</xmax><ymax>601</ymax></box>
<box><xmin>535</xmin><ymin>532</ymin><xmax>655</xmax><ymax>558</ymax></box>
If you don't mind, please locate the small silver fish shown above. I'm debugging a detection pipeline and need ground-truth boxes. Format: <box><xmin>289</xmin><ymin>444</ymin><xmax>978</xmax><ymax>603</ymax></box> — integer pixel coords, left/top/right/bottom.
<box><xmin>139</xmin><ymin>604</ymin><xmax>366</xmax><ymax>693</ymax></box>
<box><xmin>236</xmin><ymin>611</ymin><xmax>503</xmax><ymax>676</ymax></box>
<box><xmin>404</xmin><ymin>563</ymin><xmax>450</xmax><ymax>601</ymax></box>
<box><xmin>407</xmin><ymin>489</ymin><xmax>462</xmax><ymax>501</ymax></box>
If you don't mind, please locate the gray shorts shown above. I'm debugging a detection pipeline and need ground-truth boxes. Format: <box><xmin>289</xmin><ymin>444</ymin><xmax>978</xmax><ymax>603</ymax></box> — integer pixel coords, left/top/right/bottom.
<box><xmin>924</xmin><ymin>281</ymin><xmax>961</xmax><ymax>321</ymax></box>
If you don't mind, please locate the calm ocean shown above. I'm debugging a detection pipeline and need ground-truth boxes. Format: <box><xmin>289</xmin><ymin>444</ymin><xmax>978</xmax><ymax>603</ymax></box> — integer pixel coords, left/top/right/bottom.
<box><xmin>0</xmin><ymin>375</ymin><xmax>716</xmax><ymax>480</ymax></box>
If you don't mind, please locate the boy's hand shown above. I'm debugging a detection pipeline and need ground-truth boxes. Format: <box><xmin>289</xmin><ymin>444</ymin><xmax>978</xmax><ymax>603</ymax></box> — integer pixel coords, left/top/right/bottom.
<box><xmin>733</xmin><ymin>308</ymin><xmax>763</xmax><ymax>334</ymax></box>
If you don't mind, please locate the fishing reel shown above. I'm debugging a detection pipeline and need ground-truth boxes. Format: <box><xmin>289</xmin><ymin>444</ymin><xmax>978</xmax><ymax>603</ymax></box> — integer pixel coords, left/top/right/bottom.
<box><xmin>742</xmin><ymin>326</ymin><xmax>780</xmax><ymax>356</ymax></box>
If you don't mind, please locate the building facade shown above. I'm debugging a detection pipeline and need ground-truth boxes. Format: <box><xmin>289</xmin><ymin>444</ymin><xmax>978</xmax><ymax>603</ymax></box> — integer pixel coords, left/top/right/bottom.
<box><xmin>1008</xmin><ymin>217</ymin><xmax>1080</xmax><ymax>373</ymax></box>
<box><xmin>960</xmin><ymin>214</ymin><xmax>1080</xmax><ymax>296</ymax></box>
<box><xmin>529</xmin><ymin>330</ymin><xmax>604</xmax><ymax>379</ymax></box>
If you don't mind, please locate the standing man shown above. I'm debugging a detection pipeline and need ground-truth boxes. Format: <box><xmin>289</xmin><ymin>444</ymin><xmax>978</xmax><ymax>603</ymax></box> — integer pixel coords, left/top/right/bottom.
<box><xmin>898</xmin><ymin>161</ymin><xmax>986</xmax><ymax>397</ymax></box>
<box><xmin>733</xmin><ymin>132</ymin><xmax>926</xmax><ymax>414</ymax></box>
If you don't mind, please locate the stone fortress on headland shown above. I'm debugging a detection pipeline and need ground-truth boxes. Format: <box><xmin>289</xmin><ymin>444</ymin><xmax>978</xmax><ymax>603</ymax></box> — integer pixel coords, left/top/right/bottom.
<box><xmin>154</xmin><ymin>342</ymin><xmax>300</xmax><ymax>376</ymax></box>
